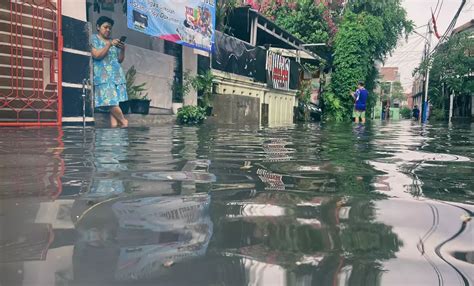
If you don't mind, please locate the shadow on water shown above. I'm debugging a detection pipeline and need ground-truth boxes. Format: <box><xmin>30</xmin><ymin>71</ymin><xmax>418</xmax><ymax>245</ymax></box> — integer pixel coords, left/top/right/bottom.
<box><xmin>0</xmin><ymin>121</ymin><xmax>473</xmax><ymax>285</ymax></box>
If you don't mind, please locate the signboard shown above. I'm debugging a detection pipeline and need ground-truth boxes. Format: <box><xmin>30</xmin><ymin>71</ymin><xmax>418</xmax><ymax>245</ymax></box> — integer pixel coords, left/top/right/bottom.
<box><xmin>127</xmin><ymin>0</ymin><xmax>216</xmax><ymax>52</ymax></box>
<box><xmin>266</xmin><ymin>50</ymin><xmax>290</xmax><ymax>91</ymax></box>
<box><xmin>310</xmin><ymin>78</ymin><xmax>320</xmax><ymax>105</ymax></box>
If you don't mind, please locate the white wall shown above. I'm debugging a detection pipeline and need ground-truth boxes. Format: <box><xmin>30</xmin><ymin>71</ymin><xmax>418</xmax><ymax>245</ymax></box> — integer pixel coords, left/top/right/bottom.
<box><xmin>62</xmin><ymin>0</ymin><xmax>86</xmax><ymax>21</ymax></box>
<box><xmin>122</xmin><ymin>45</ymin><xmax>175</xmax><ymax>109</ymax></box>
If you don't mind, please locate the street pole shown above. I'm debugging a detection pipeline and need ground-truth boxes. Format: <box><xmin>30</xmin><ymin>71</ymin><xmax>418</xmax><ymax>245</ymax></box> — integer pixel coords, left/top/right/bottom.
<box><xmin>449</xmin><ymin>92</ymin><xmax>454</xmax><ymax>123</ymax></box>
<box><xmin>422</xmin><ymin>24</ymin><xmax>433</xmax><ymax>123</ymax></box>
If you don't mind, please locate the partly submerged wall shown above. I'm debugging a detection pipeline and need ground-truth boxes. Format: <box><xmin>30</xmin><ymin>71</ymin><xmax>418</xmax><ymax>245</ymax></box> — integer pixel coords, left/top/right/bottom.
<box><xmin>212</xmin><ymin>70</ymin><xmax>296</xmax><ymax>126</ymax></box>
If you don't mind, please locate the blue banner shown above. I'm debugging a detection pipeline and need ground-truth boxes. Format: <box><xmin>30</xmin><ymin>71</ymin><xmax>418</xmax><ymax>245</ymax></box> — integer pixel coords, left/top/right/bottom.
<box><xmin>127</xmin><ymin>0</ymin><xmax>215</xmax><ymax>52</ymax></box>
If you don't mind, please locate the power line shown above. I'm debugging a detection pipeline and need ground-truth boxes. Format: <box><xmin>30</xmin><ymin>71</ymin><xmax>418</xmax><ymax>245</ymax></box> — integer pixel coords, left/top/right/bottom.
<box><xmin>386</xmin><ymin>37</ymin><xmax>426</xmax><ymax>66</ymax></box>
<box><xmin>429</xmin><ymin>0</ymin><xmax>467</xmax><ymax>57</ymax></box>
<box><xmin>433</xmin><ymin>0</ymin><xmax>441</xmax><ymax>15</ymax></box>
<box><xmin>436</xmin><ymin>0</ymin><xmax>444</xmax><ymax>19</ymax></box>
<box><xmin>414</xmin><ymin>24</ymin><xmax>429</xmax><ymax>30</ymax></box>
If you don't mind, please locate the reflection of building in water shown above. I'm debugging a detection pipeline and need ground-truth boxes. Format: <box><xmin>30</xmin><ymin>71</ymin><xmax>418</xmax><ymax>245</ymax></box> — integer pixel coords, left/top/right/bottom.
<box><xmin>0</xmin><ymin>128</ymin><xmax>64</xmax><ymax>199</ymax></box>
<box><xmin>262</xmin><ymin>138</ymin><xmax>293</xmax><ymax>162</ymax></box>
<box><xmin>257</xmin><ymin>168</ymin><xmax>285</xmax><ymax>191</ymax></box>
<box><xmin>0</xmin><ymin>197</ymin><xmax>76</xmax><ymax>285</ymax></box>
<box><xmin>0</xmin><ymin>129</ymin><xmax>69</xmax><ymax>285</ymax></box>
<box><xmin>73</xmin><ymin>193</ymin><xmax>213</xmax><ymax>282</ymax></box>
<box><xmin>205</xmin><ymin>192</ymin><xmax>402</xmax><ymax>286</ymax></box>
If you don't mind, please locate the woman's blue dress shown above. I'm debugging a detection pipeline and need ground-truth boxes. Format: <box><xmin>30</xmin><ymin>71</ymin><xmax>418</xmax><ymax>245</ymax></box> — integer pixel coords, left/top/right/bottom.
<box><xmin>91</xmin><ymin>34</ymin><xmax>128</xmax><ymax>107</ymax></box>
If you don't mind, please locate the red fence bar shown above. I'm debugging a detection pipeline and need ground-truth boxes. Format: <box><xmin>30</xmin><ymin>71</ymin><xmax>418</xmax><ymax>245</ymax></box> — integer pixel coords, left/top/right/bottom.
<box><xmin>0</xmin><ymin>0</ymin><xmax>62</xmax><ymax>126</ymax></box>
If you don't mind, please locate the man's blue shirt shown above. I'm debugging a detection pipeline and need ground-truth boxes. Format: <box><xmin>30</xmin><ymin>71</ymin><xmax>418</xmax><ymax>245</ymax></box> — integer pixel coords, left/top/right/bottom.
<box><xmin>354</xmin><ymin>88</ymin><xmax>368</xmax><ymax>111</ymax></box>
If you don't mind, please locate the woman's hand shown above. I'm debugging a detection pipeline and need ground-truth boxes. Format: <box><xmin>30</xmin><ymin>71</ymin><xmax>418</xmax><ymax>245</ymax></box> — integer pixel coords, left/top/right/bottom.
<box><xmin>115</xmin><ymin>39</ymin><xmax>125</xmax><ymax>63</ymax></box>
<box><xmin>112</xmin><ymin>39</ymin><xmax>125</xmax><ymax>50</ymax></box>
<box><xmin>92</xmin><ymin>39</ymin><xmax>113</xmax><ymax>60</ymax></box>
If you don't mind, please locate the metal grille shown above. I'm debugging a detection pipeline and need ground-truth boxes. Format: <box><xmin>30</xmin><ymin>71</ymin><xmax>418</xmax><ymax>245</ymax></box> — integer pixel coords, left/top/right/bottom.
<box><xmin>0</xmin><ymin>0</ymin><xmax>62</xmax><ymax>126</ymax></box>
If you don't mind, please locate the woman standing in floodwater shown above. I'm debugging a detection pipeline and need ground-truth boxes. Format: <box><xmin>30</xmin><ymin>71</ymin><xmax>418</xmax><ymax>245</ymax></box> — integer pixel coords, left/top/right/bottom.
<box><xmin>91</xmin><ymin>16</ymin><xmax>128</xmax><ymax>127</ymax></box>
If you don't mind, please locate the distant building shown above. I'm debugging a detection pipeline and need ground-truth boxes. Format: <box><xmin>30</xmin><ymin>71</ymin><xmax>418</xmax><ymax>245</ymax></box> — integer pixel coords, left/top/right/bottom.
<box><xmin>411</xmin><ymin>73</ymin><xmax>424</xmax><ymax>110</ymax></box>
<box><xmin>451</xmin><ymin>19</ymin><xmax>474</xmax><ymax>35</ymax></box>
<box><xmin>404</xmin><ymin>92</ymin><xmax>413</xmax><ymax>108</ymax></box>
<box><xmin>380</xmin><ymin>67</ymin><xmax>400</xmax><ymax>82</ymax></box>
<box><xmin>373</xmin><ymin>67</ymin><xmax>402</xmax><ymax>120</ymax></box>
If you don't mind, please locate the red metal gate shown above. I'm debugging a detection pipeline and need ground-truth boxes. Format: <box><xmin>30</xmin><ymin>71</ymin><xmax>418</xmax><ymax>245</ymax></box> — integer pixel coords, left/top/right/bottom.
<box><xmin>0</xmin><ymin>0</ymin><xmax>62</xmax><ymax>126</ymax></box>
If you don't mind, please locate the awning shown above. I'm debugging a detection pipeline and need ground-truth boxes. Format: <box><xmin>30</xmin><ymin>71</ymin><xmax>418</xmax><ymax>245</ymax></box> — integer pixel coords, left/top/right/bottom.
<box><xmin>227</xmin><ymin>6</ymin><xmax>325</xmax><ymax>62</ymax></box>
<box><xmin>268</xmin><ymin>48</ymin><xmax>319</xmax><ymax>60</ymax></box>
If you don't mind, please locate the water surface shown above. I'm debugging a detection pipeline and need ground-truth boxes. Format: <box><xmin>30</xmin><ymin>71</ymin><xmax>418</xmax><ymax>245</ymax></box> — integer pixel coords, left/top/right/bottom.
<box><xmin>0</xmin><ymin>121</ymin><xmax>473</xmax><ymax>286</ymax></box>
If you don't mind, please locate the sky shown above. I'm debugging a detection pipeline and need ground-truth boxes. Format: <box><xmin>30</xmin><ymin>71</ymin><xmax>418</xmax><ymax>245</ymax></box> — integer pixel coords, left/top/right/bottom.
<box><xmin>384</xmin><ymin>0</ymin><xmax>473</xmax><ymax>92</ymax></box>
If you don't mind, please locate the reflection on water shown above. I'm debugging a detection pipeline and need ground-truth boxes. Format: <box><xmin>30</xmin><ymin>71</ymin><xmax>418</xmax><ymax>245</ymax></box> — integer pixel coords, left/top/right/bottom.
<box><xmin>74</xmin><ymin>193</ymin><xmax>212</xmax><ymax>282</ymax></box>
<box><xmin>0</xmin><ymin>121</ymin><xmax>473</xmax><ymax>286</ymax></box>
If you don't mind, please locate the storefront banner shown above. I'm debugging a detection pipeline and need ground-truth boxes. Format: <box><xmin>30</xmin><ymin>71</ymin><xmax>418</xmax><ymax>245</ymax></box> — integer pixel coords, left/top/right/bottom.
<box><xmin>266</xmin><ymin>50</ymin><xmax>290</xmax><ymax>91</ymax></box>
<box><xmin>127</xmin><ymin>0</ymin><xmax>215</xmax><ymax>52</ymax></box>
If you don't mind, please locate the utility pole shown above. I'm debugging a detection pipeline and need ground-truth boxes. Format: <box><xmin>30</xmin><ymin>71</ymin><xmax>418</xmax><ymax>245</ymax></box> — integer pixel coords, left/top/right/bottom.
<box><xmin>422</xmin><ymin>23</ymin><xmax>433</xmax><ymax>123</ymax></box>
<box><xmin>449</xmin><ymin>92</ymin><xmax>454</xmax><ymax>123</ymax></box>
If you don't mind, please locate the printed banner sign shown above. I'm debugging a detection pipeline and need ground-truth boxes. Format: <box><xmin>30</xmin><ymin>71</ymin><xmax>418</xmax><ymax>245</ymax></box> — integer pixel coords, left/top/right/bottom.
<box><xmin>127</xmin><ymin>0</ymin><xmax>215</xmax><ymax>52</ymax></box>
<box><xmin>266</xmin><ymin>50</ymin><xmax>290</xmax><ymax>91</ymax></box>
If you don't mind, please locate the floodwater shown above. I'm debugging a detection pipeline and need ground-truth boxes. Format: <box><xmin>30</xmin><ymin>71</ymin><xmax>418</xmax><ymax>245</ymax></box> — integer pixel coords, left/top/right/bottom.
<box><xmin>0</xmin><ymin>120</ymin><xmax>473</xmax><ymax>286</ymax></box>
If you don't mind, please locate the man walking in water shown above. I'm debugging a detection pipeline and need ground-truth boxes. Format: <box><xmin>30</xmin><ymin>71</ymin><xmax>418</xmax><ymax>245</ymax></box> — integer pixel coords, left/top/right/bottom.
<box><xmin>352</xmin><ymin>81</ymin><xmax>368</xmax><ymax>123</ymax></box>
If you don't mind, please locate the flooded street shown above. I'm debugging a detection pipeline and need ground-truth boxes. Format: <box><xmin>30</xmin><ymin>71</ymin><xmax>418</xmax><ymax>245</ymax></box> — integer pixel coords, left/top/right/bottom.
<box><xmin>1</xmin><ymin>121</ymin><xmax>473</xmax><ymax>286</ymax></box>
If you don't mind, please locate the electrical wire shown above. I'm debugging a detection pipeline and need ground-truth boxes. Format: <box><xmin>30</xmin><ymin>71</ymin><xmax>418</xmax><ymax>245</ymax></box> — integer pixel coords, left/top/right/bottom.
<box><xmin>429</xmin><ymin>0</ymin><xmax>467</xmax><ymax>56</ymax></box>
<box><xmin>436</xmin><ymin>0</ymin><xmax>444</xmax><ymax>19</ymax></box>
<box><xmin>433</xmin><ymin>0</ymin><xmax>441</xmax><ymax>15</ymax></box>
<box><xmin>386</xmin><ymin>37</ymin><xmax>426</xmax><ymax>66</ymax></box>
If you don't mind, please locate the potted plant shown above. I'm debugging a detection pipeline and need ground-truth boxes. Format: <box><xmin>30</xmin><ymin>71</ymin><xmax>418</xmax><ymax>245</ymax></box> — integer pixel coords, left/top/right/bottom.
<box><xmin>126</xmin><ymin>66</ymin><xmax>151</xmax><ymax>115</ymax></box>
<box><xmin>191</xmin><ymin>70</ymin><xmax>215</xmax><ymax>115</ymax></box>
<box><xmin>177</xmin><ymin>105</ymin><xmax>207</xmax><ymax>125</ymax></box>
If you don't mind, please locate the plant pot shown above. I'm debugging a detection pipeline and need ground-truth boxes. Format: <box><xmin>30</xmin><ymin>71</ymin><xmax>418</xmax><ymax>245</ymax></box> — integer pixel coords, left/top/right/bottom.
<box><xmin>130</xmin><ymin>99</ymin><xmax>151</xmax><ymax>115</ymax></box>
<box><xmin>119</xmin><ymin>100</ymin><xmax>130</xmax><ymax>114</ymax></box>
<box><xmin>172</xmin><ymin>102</ymin><xmax>183</xmax><ymax>114</ymax></box>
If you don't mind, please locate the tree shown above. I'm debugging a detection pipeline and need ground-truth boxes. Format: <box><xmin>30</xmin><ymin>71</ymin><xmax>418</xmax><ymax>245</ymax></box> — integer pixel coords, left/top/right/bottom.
<box><xmin>422</xmin><ymin>33</ymin><xmax>474</xmax><ymax>114</ymax></box>
<box><xmin>325</xmin><ymin>11</ymin><xmax>384</xmax><ymax>120</ymax></box>
<box><xmin>322</xmin><ymin>0</ymin><xmax>413</xmax><ymax>121</ymax></box>
<box><xmin>223</xmin><ymin>1</ymin><xmax>412</xmax><ymax>121</ymax></box>
<box><xmin>216</xmin><ymin>0</ymin><xmax>240</xmax><ymax>31</ymax></box>
<box><xmin>390</xmin><ymin>81</ymin><xmax>405</xmax><ymax>102</ymax></box>
<box><xmin>253</xmin><ymin>0</ymin><xmax>338</xmax><ymax>45</ymax></box>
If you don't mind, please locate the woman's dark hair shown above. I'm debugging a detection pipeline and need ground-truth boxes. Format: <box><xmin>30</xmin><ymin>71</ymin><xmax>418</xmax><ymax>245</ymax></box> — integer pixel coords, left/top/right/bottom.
<box><xmin>97</xmin><ymin>16</ymin><xmax>114</xmax><ymax>27</ymax></box>
<box><xmin>358</xmin><ymin>81</ymin><xmax>365</xmax><ymax>87</ymax></box>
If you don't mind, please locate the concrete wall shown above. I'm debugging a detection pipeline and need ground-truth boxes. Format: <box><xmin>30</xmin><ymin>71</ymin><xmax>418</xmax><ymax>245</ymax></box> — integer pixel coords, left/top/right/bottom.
<box><xmin>62</xmin><ymin>0</ymin><xmax>86</xmax><ymax>21</ymax></box>
<box><xmin>212</xmin><ymin>94</ymin><xmax>260</xmax><ymax>125</ymax></box>
<box><xmin>121</xmin><ymin>45</ymin><xmax>175</xmax><ymax>109</ymax></box>
<box><xmin>213</xmin><ymin>70</ymin><xmax>296</xmax><ymax>126</ymax></box>
<box><xmin>182</xmin><ymin>46</ymin><xmax>198</xmax><ymax>106</ymax></box>
<box><xmin>265</xmin><ymin>90</ymin><xmax>296</xmax><ymax>126</ymax></box>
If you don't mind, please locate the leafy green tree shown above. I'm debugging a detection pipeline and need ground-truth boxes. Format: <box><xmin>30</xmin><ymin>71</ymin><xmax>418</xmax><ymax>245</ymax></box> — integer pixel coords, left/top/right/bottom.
<box><xmin>379</xmin><ymin>81</ymin><xmax>404</xmax><ymax>101</ymax></box>
<box><xmin>216</xmin><ymin>0</ymin><xmax>240</xmax><ymax>31</ymax></box>
<box><xmin>327</xmin><ymin>12</ymin><xmax>384</xmax><ymax>120</ymax></box>
<box><xmin>257</xmin><ymin>0</ymin><xmax>334</xmax><ymax>45</ymax></box>
<box><xmin>422</xmin><ymin>33</ymin><xmax>474</xmax><ymax>111</ymax></box>
<box><xmin>323</xmin><ymin>0</ymin><xmax>413</xmax><ymax>121</ymax></box>
<box><xmin>346</xmin><ymin>0</ymin><xmax>413</xmax><ymax>60</ymax></box>
<box><xmin>390</xmin><ymin>81</ymin><xmax>405</xmax><ymax>101</ymax></box>
<box><xmin>224</xmin><ymin>1</ymin><xmax>412</xmax><ymax>121</ymax></box>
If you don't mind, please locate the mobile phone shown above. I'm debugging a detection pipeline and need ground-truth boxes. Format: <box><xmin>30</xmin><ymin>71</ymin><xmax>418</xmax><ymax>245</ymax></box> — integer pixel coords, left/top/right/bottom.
<box><xmin>119</xmin><ymin>36</ymin><xmax>127</xmax><ymax>42</ymax></box>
